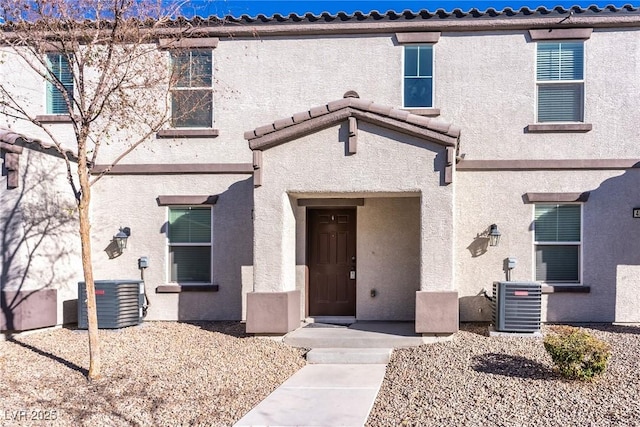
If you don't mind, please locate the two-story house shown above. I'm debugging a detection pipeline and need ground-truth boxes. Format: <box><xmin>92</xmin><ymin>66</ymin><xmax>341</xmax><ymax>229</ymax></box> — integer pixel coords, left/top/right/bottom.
<box><xmin>2</xmin><ymin>5</ymin><xmax>640</xmax><ymax>335</ymax></box>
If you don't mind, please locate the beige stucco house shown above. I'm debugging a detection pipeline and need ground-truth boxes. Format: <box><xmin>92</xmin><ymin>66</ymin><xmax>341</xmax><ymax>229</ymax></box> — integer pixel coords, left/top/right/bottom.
<box><xmin>2</xmin><ymin>5</ymin><xmax>640</xmax><ymax>334</ymax></box>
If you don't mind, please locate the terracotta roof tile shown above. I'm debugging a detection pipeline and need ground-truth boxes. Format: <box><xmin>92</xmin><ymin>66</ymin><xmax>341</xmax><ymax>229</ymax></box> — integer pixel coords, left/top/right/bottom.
<box><xmin>327</xmin><ymin>98</ymin><xmax>352</xmax><ymax>112</ymax></box>
<box><xmin>0</xmin><ymin>128</ymin><xmax>77</xmax><ymax>162</ymax></box>
<box><xmin>273</xmin><ymin>117</ymin><xmax>295</xmax><ymax>130</ymax></box>
<box><xmin>405</xmin><ymin>114</ymin><xmax>432</xmax><ymax>128</ymax></box>
<box><xmin>177</xmin><ymin>5</ymin><xmax>639</xmax><ymax>27</ymax></box>
<box><xmin>388</xmin><ymin>108</ymin><xmax>411</xmax><ymax>121</ymax></box>
<box><xmin>349</xmin><ymin>98</ymin><xmax>374</xmax><ymax>111</ymax></box>
<box><xmin>428</xmin><ymin>119</ymin><xmax>452</xmax><ymax>134</ymax></box>
<box><xmin>368</xmin><ymin>103</ymin><xmax>393</xmax><ymax>116</ymax></box>
<box><xmin>292</xmin><ymin>111</ymin><xmax>311</xmax><ymax>123</ymax></box>
<box><xmin>309</xmin><ymin>105</ymin><xmax>330</xmax><ymax>118</ymax></box>
<box><xmin>245</xmin><ymin>94</ymin><xmax>461</xmax><ymax>151</ymax></box>
<box><xmin>254</xmin><ymin>123</ymin><xmax>276</xmax><ymax>137</ymax></box>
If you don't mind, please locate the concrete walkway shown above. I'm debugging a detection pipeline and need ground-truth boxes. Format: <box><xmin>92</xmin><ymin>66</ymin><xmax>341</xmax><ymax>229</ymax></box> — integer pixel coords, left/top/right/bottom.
<box><xmin>234</xmin><ymin>322</ymin><xmax>425</xmax><ymax>426</ymax></box>
<box><xmin>233</xmin><ymin>364</ymin><xmax>386</xmax><ymax>427</ymax></box>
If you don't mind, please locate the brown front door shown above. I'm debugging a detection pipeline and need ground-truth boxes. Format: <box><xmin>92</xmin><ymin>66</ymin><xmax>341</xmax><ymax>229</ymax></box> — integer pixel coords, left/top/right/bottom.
<box><xmin>308</xmin><ymin>208</ymin><xmax>356</xmax><ymax>316</ymax></box>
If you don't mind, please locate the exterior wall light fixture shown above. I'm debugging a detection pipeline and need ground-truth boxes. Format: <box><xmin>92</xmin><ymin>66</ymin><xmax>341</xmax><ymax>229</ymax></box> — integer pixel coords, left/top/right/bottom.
<box><xmin>114</xmin><ymin>227</ymin><xmax>131</xmax><ymax>251</ymax></box>
<box><xmin>488</xmin><ymin>224</ymin><xmax>501</xmax><ymax>247</ymax></box>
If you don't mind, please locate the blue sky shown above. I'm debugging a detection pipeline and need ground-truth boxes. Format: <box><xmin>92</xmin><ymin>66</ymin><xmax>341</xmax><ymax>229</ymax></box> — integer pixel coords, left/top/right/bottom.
<box><xmin>178</xmin><ymin>1</ymin><xmax>638</xmax><ymax>18</ymax></box>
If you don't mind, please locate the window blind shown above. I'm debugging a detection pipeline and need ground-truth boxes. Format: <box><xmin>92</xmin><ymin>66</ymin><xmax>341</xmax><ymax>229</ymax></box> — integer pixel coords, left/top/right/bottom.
<box><xmin>46</xmin><ymin>53</ymin><xmax>73</xmax><ymax>114</ymax></box>
<box><xmin>537</xmin><ymin>42</ymin><xmax>584</xmax><ymax>81</ymax></box>
<box><xmin>536</xmin><ymin>42</ymin><xmax>584</xmax><ymax>122</ymax></box>
<box><xmin>535</xmin><ymin>204</ymin><xmax>580</xmax><ymax>242</ymax></box>
<box><xmin>537</xmin><ymin>84</ymin><xmax>583</xmax><ymax>122</ymax></box>
<box><xmin>534</xmin><ymin>204</ymin><xmax>581</xmax><ymax>283</ymax></box>
<box><xmin>169</xmin><ymin>207</ymin><xmax>211</xmax><ymax>243</ymax></box>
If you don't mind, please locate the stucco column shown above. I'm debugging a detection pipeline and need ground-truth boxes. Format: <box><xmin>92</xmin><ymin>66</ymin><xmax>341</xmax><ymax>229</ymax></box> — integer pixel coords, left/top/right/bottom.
<box><xmin>248</xmin><ymin>189</ymin><xmax>300</xmax><ymax>334</ymax></box>
<box><xmin>416</xmin><ymin>192</ymin><xmax>458</xmax><ymax>335</ymax></box>
<box><xmin>419</xmin><ymin>192</ymin><xmax>455</xmax><ymax>291</ymax></box>
<box><xmin>252</xmin><ymin>190</ymin><xmax>297</xmax><ymax>292</ymax></box>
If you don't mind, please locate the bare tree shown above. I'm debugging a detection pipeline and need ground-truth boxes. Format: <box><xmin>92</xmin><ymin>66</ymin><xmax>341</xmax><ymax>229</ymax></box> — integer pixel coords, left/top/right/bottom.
<box><xmin>0</xmin><ymin>0</ymin><xmax>194</xmax><ymax>380</ymax></box>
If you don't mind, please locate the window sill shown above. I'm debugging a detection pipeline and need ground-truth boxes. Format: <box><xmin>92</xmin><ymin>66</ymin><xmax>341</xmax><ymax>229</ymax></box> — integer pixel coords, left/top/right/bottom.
<box><xmin>156</xmin><ymin>129</ymin><xmax>220</xmax><ymax>138</ymax></box>
<box><xmin>35</xmin><ymin>114</ymin><xmax>73</xmax><ymax>124</ymax></box>
<box><xmin>155</xmin><ymin>284</ymin><xmax>219</xmax><ymax>293</ymax></box>
<box><xmin>402</xmin><ymin>108</ymin><xmax>440</xmax><ymax>117</ymax></box>
<box><xmin>526</xmin><ymin>123</ymin><xmax>592</xmax><ymax>133</ymax></box>
<box><xmin>541</xmin><ymin>285</ymin><xmax>590</xmax><ymax>294</ymax></box>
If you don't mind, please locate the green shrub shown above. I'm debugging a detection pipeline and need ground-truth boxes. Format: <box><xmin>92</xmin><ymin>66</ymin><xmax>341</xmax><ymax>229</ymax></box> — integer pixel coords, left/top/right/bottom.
<box><xmin>543</xmin><ymin>325</ymin><xmax>611</xmax><ymax>381</ymax></box>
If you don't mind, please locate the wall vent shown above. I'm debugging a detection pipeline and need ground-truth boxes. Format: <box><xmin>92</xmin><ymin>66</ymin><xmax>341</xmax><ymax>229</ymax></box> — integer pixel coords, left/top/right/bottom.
<box><xmin>78</xmin><ymin>280</ymin><xmax>144</xmax><ymax>329</ymax></box>
<box><xmin>493</xmin><ymin>281</ymin><xmax>542</xmax><ymax>333</ymax></box>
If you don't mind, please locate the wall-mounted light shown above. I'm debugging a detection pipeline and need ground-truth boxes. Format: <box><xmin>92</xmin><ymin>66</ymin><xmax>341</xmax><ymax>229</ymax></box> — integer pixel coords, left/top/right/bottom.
<box><xmin>113</xmin><ymin>227</ymin><xmax>131</xmax><ymax>252</ymax></box>
<box><xmin>488</xmin><ymin>224</ymin><xmax>501</xmax><ymax>247</ymax></box>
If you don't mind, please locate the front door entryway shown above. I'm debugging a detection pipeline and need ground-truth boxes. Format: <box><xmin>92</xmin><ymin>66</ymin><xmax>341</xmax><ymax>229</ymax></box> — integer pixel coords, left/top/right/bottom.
<box><xmin>308</xmin><ymin>208</ymin><xmax>356</xmax><ymax>316</ymax></box>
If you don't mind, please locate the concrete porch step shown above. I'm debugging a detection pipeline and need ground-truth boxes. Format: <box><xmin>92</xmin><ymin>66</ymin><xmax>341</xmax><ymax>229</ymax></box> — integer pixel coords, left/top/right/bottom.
<box><xmin>306</xmin><ymin>348</ymin><xmax>392</xmax><ymax>364</ymax></box>
<box><xmin>305</xmin><ymin>316</ymin><xmax>356</xmax><ymax>325</ymax></box>
<box><xmin>284</xmin><ymin>321</ymin><xmax>425</xmax><ymax>348</ymax></box>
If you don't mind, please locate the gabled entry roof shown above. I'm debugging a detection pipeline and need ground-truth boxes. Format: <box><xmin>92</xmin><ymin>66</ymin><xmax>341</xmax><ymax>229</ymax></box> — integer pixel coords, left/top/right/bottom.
<box><xmin>244</xmin><ymin>93</ymin><xmax>461</xmax><ymax>151</ymax></box>
<box><xmin>0</xmin><ymin>128</ymin><xmax>77</xmax><ymax>161</ymax></box>
<box><xmin>0</xmin><ymin>128</ymin><xmax>78</xmax><ymax>189</ymax></box>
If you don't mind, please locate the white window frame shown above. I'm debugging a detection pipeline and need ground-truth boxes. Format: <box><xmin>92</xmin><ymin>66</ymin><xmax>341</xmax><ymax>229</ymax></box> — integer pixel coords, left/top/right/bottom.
<box><xmin>535</xmin><ymin>41</ymin><xmax>585</xmax><ymax>123</ymax></box>
<box><xmin>402</xmin><ymin>44</ymin><xmax>434</xmax><ymax>108</ymax></box>
<box><xmin>170</xmin><ymin>49</ymin><xmax>214</xmax><ymax>129</ymax></box>
<box><xmin>45</xmin><ymin>52</ymin><xmax>74</xmax><ymax>115</ymax></box>
<box><xmin>166</xmin><ymin>206</ymin><xmax>213</xmax><ymax>284</ymax></box>
<box><xmin>532</xmin><ymin>203</ymin><xmax>583</xmax><ymax>285</ymax></box>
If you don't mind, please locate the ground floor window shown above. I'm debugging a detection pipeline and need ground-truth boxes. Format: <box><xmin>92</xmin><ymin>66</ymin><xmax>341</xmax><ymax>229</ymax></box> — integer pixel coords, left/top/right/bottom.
<box><xmin>534</xmin><ymin>203</ymin><xmax>581</xmax><ymax>283</ymax></box>
<box><xmin>168</xmin><ymin>206</ymin><xmax>212</xmax><ymax>282</ymax></box>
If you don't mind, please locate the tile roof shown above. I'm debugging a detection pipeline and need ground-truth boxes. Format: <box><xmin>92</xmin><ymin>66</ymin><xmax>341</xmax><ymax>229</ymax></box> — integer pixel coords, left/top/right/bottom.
<box><xmin>0</xmin><ymin>128</ymin><xmax>78</xmax><ymax>162</ymax></box>
<box><xmin>245</xmin><ymin>93</ymin><xmax>460</xmax><ymax>151</ymax></box>
<box><xmin>178</xmin><ymin>4</ymin><xmax>639</xmax><ymax>26</ymax></box>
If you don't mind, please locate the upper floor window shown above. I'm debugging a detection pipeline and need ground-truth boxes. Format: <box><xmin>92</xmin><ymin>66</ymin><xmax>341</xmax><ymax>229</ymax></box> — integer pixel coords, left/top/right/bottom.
<box><xmin>168</xmin><ymin>206</ymin><xmax>212</xmax><ymax>282</ymax></box>
<box><xmin>403</xmin><ymin>45</ymin><xmax>433</xmax><ymax>108</ymax></box>
<box><xmin>536</xmin><ymin>42</ymin><xmax>584</xmax><ymax>122</ymax></box>
<box><xmin>170</xmin><ymin>49</ymin><xmax>213</xmax><ymax>128</ymax></box>
<box><xmin>534</xmin><ymin>204</ymin><xmax>581</xmax><ymax>283</ymax></box>
<box><xmin>46</xmin><ymin>53</ymin><xmax>73</xmax><ymax>114</ymax></box>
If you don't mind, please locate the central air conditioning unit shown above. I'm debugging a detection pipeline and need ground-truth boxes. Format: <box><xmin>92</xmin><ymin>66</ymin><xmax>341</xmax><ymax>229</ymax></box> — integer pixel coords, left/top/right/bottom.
<box><xmin>492</xmin><ymin>281</ymin><xmax>542</xmax><ymax>333</ymax></box>
<box><xmin>78</xmin><ymin>280</ymin><xmax>145</xmax><ymax>329</ymax></box>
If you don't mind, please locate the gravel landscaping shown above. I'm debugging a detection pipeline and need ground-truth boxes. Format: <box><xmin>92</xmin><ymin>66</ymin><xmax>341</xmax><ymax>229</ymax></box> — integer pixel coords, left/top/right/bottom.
<box><xmin>2</xmin><ymin>322</ymin><xmax>640</xmax><ymax>426</ymax></box>
<box><xmin>0</xmin><ymin>322</ymin><xmax>305</xmax><ymax>426</ymax></box>
<box><xmin>368</xmin><ymin>323</ymin><xmax>640</xmax><ymax>426</ymax></box>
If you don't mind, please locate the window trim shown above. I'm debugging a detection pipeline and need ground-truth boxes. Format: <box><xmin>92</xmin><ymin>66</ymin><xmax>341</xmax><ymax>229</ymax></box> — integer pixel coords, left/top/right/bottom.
<box><xmin>532</xmin><ymin>203</ymin><xmax>583</xmax><ymax>285</ymax></box>
<box><xmin>166</xmin><ymin>205</ymin><xmax>213</xmax><ymax>284</ymax></box>
<box><xmin>169</xmin><ymin>49</ymin><xmax>214</xmax><ymax>129</ymax></box>
<box><xmin>402</xmin><ymin>44</ymin><xmax>435</xmax><ymax>109</ymax></box>
<box><xmin>535</xmin><ymin>41</ymin><xmax>585</xmax><ymax>124</ymax></box>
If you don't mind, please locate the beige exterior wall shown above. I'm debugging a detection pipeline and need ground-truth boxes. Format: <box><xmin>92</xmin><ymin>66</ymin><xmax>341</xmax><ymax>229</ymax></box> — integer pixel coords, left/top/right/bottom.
<box><xmin>89</xmin><ymin>174</ymin><xmax>253</xmax><ymax>321</ymax></box>
<box><xmin>356</xmin><ymin>197</ymin><xmax>420</xmax><ymax>321</ymax></box>
<box><xmin>456</xmin><ymin>169</ymin><xmax>640</xmax><ymax>323</ymax></box>
<box><xmin>253</xmin><ymin>122</ymin><xmax>453</xmax><ymax>319</ymax></box>
<box><xmin>0</xmin><ymin>150</ymin><xmax>80</xmax><ymax>325</ymax></box>
<box><xmin>2</xmin><ymin>20</ymin><xmax>640</xmax><ymax>326</ymax></box>
<box><xmin>436</xmin><ymin>29</ymin><xmax>640</xmax><ymax>159</ymax></box>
